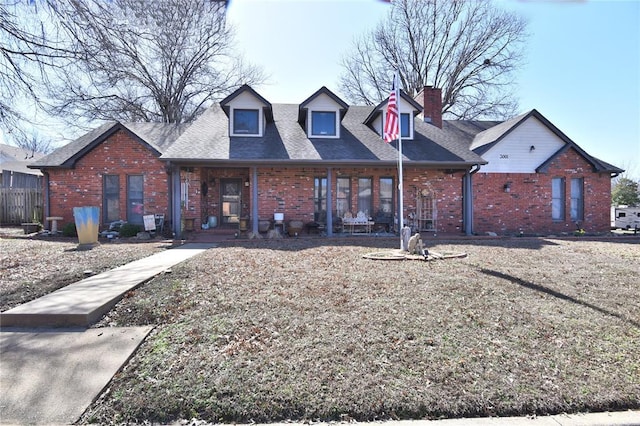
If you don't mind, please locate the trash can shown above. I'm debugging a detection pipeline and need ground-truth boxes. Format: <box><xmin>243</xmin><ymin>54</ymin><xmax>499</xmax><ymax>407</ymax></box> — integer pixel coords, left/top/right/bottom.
<box><xmin>74</xmin><ymin>206</ymin><xmax>100</xmax><ymax>247</ymax></box>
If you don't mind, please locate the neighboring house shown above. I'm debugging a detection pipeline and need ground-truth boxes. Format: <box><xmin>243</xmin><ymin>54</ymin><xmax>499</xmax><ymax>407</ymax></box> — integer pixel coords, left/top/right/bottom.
<box><xmin>0</xmin><ymin>144</ymin><xmax>44</xmax><ymax>189</ymax></box>
<box><xmin>29</xmin><ymin>85</ymin><xmax>623</xmax><ymax>237</ymax></box>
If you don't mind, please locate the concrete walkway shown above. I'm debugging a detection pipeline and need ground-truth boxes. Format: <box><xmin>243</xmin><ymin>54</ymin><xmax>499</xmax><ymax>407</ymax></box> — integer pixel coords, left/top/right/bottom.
<box><xmin>0</xmin><ymin>243</ymin><xmax>216</xmax><ymax>327</ymax></box>
<box><xmin>248</xmin><ymin>413</ymin><xmax>640</xmax><ymax>426</ymax></box>
<box><xmin>0</xmin><ymin>243</ymin><xmax>216</xmax><ymax>425</ymax></box>
<box><xmin>0</xmin><ymin>327</ymin><xmax>153</xmax><ymax>425</ymax></box>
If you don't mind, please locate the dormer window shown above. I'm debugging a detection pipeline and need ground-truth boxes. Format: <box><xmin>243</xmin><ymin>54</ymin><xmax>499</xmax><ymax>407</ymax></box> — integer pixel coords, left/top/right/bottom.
<box><xmin>220</xmin><ymin>84</ymin><xmax>273</xmax><ymax>138</ymax></box>
<box><xmin>298</xmin><ymin>87</ymin><xmax>349</xmax><ymax>139</ymax></box>
<box><xmin>311</xmin><ymin>111</ymin><xmax>337</xmax><ymax>136</ymax></box>
<box><xmin>401</xmin><ymin>113</ymin><xmax>411</xmax><ymax>138</ymax></box>
<box><xmin>233</xmin><ymin>109</ymin><xmax>259</xmax><ymax>135</ymax></box>
<box><xmin>381</xmin><ymin>112</ymin><xmax>413</xmax><ymax>140</ymax></box>
<box><xmin>364</xmin><ymin>89</ymin><xmax>422</xmax><ymax>141</ymax></box>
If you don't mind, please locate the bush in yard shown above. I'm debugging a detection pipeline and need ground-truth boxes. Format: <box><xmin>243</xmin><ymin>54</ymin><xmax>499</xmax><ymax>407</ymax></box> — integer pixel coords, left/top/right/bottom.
<box><xmin>119</xmin><ymin>223</ymin><xmax>142</xmax><ymax>238</ymax></box>
<box><xmin>62</xmin><ymin>222</ymin><xmax>77</xmax><ymax>237</ymax></box>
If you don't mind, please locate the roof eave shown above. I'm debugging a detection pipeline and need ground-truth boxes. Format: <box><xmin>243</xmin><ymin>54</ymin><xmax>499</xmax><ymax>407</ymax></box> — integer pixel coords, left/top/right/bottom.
<box><xmin>158</xmin><ymin>158</ymin><xmax>486</xmax><ymax>168</ymax></box>
<box><xmin>30</xmin><ymin>122</ymin><xmax>162</xmax><ymax>169</ymax></box>
<box><xmin>219</xmin><ymin>85</ymin><xmax>274</xmax><ymax>122</ymax></box>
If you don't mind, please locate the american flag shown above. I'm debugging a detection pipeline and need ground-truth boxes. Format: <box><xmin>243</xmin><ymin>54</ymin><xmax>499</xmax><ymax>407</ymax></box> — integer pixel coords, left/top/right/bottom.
<box><xmin>383</xmin><ymin>79</ymin><xmax>399</xmax><ymax>143</ymax></box>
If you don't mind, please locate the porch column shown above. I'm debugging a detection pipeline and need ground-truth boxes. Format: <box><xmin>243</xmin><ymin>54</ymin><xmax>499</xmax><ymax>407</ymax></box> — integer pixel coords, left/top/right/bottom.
<box><xmin>326</xmin><ymin>167</ymin><xmax>333</xmax><ymax>237</ymax></box>
<box><xmin>171</xmin><ymin>164</ymin><xmax>182</xmax><ymax>239</ymax></box>
<box><xmin>43</xmin><ymin>171</ymin><xmax>50</xmax><ymax>220</ymax></box>
<box><xmin>251</xmin><ymin>167</ymin><xmax>259</xmax><ymax>234</ymax></box>
<box><xmin>463</xmin><ymin>166</ymin><xmax>479</xmax><ymax>236</ymax></box>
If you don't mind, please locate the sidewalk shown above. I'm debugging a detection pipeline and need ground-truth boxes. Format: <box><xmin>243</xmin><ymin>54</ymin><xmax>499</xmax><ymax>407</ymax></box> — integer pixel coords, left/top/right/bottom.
<box><xmin>246</xmin><ymin>413</ymin><xmax>640</xmax><ymax>426</ymax></box>
<box><xmin>0</xmin><ymin>327</ymin><xmax>153</xmax><ymax>425</ymax></box>
<box><xmin>0</xmin><ymin>243</ymin><xmax>216</xmax><ymax>425</ymax></box>
<box><xmin>0</xmin><ymin>242</ymin><xmax>216</xmax><ymax>328</ymax></box>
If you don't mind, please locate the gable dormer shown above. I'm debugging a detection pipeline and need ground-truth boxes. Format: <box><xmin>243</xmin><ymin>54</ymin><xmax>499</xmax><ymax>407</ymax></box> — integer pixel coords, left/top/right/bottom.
<box><xmin>220</xmin><ymin>85</ymin><xmax>273</xmax><ymax>137</ymax></box>
<box><xmin>364</xmin><ymin>90</ymin><xmax>423</xmax><ymax>140</ymax></box>
<box><xmin>298</xmin><ymin>87</ymin><xmax>349</xmax><ymax>139</ymax></box>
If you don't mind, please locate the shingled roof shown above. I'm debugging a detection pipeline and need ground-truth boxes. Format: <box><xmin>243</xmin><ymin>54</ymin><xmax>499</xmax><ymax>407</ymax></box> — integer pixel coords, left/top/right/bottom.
<box><xmin>160</xmin><ymin>103</ymin><xmax>486</xmax><ymax>167</ymax></box>
<box><xmin>0</xmin><ymin>144</ymin><xmax>45</xmax><ymax>176</ymax></box>
<box><xmin>28</xmin><ymin>89</ymin><xmax>621</xmax><ymax>174</ymax></box>
<box><xmin>29</xmin><ymin>122</ymin><xmax>185</xmax><ymax>168</ymax></box>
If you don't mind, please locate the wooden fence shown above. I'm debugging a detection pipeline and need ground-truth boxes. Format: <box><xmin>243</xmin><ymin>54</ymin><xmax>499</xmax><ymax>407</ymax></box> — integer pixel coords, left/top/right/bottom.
<box><xmin>0</xmin><ymin>188</ymin><xmax>44</xmax><ymax>225</ymax></box>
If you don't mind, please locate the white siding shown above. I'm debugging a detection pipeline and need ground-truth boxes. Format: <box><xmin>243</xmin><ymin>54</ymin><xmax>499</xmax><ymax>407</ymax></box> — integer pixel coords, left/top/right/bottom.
<box><xmin>372</xmin><ymin>114</ymin><xmax>383</xmax><ymax>135</ymax></box>
<box><xmin>232</xmin><ymin>91</ymin><xmax>264</xmax><ymax>108</ymax></box>
<box><xmin>305</xmin><ymin>93</ymin><xmax>339</xmax><ymax>110</ymax></box>
<box><xmin>480</xmin><ymin>117</ymin><xmax>566</xmax><ymax>173</ymax></box>
<box><xmin>228</xmin><ymin>91</ymin><xmax>265</xmax><ymax>137</ymax></box>
<box><xmin>305</xmin><ymin>93</ymin><xmax>341</xmax><ymax>138</ymax></box>
<box><xmin>373</xmin><ymin>102</ymin><xmax>416</xmax><ymax>139</ymax></box>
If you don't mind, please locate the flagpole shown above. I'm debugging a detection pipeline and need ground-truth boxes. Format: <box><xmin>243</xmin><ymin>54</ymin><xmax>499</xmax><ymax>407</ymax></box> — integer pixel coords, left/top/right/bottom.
<box><xmin>396</xmin><ymin>74</ymin><xmax>404</xmax><ymax>250</ymax></box>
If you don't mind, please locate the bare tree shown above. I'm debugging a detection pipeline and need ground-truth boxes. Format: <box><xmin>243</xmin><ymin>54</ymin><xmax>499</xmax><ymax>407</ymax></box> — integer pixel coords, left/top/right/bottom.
<box><xmin>0</xmin><ymin>2</ymin><xmax>71</xmax><ymax>143</ymax></box>
<box><xmin>45</xmin><ymin>0</ymin><xmax>264</xmax><ymax>125</ymax></box>
<box><xmin>12</xmin><ymin>132</ymin><xmax>54</xmax><ymax>155</ymax></box>
<box><xmin>339</xmin><ymin>0</ymin><xmax>528</xmax><ymax>119</ymax></box>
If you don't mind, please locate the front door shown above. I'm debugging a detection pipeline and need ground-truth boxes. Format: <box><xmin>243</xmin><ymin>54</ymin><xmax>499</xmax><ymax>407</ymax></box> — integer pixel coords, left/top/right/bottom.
<box><xmin>221</xmin><ymin>179</ymin><xmax>241</xmax><ymax>225</ymax></box>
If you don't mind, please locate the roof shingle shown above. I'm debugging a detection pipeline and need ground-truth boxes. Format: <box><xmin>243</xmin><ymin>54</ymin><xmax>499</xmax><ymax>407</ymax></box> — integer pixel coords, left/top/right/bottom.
<box><xmin>28</xmin><ymin>95</ymin><xmax>622</xmax><ymax>174</ymax></box>
<box><xmin>161</xmin><ymin>104</ymin><xmax>486</xmax><ymax>166</ymax></box>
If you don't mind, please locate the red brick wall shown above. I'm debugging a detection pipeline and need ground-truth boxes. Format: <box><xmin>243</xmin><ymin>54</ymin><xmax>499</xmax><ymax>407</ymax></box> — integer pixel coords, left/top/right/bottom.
<box><xmin>195</xmin><ymin>167</ymin><xmax>250</xmax><ymax>226</ymax></box>
<box><xmin>421</xmin><ymin>86</ymin><xmax>443</xmax><ymax>129</ymax></box>
<box><xmin>473</xmin><ymin>148</ymin><xmax>612</xmax><ymax>235</ymax></box>
<box><xmin>256</xmin><ymin>167</ymin><xmax>320</xmax><ymax>222</ymax></box>
<box><xmin>45</xmin><ymin>137</ymin><xmax>611</xmax><ymax>237</ymax></box>
<box><xmin>44</xmin><ymin>130</ymin><xmax>169</xmax><ymax>229</ymax></box>
<box><xmin>192</xmin><ymin>166</ymin><xmax>466</xmax><ymax>233</ymax></box>
<box><xmin>405</xmin><ymin>168</ymin><xmax>466</xmax><ymax>234</ymax></box>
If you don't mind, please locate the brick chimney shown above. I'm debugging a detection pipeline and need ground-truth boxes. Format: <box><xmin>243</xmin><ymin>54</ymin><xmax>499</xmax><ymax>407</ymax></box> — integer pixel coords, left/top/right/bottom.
<box><xmin>420</xmin><ymin>86</ymin><xmax>442</xmax><ymax>128</ymax></box>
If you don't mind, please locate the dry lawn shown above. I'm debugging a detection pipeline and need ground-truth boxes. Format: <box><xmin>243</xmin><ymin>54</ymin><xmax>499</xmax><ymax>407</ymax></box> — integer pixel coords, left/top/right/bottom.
<box><xmin>78</xmin><ymin>237</ymin><xmax>639</xmax><ymax>424</ymax></box>
<box><xmin>0</xmin><ymin>228</ymin><xmax>172</xmax><ymax>312</ymax></box>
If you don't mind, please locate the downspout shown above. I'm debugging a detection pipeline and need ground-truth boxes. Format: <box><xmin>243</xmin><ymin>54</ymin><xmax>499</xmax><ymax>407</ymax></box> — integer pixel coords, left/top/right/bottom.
<box><xmin>464</xmin><ymin>164</ymin><xmax>481</xmax><ymax>236</ymax></box>
<box><xmin>42</xmin><ymin>170</ymin><xmax>50</xmax><ymax>220</ymax></box>
<box><xmin>251</xmin><ymin>167</ymin><xmax>258</xmax><ymax>234</ymax></box>
<box><xmin>326</xmin><ymin>167</ymin><xmax>333</xmax><ymax>237</ymax></box>
<box><xmin>171</xmin><ymin>164</ymin><xmax>182</xmax><ymax>239</ymax></box>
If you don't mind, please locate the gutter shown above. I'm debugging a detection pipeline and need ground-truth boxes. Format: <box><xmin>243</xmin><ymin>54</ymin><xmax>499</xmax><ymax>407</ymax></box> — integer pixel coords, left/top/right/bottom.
<box><xmin>157</xmin><ymin>158</ymin><xmax>488</xmax><ymax>169</ymax></box>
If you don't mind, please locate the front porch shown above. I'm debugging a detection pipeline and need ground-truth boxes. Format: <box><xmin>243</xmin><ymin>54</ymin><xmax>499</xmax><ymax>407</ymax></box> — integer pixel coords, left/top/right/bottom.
<box><xmin>173</xmin><ymin>165</ymin><xmax>459</xmax><ymax>239</ymax></box>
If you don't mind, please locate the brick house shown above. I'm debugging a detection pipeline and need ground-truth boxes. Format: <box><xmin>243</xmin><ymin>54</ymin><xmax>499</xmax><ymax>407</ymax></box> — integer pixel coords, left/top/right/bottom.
<box><xmin>29</xmin><ymin>85</ymin><xmax>622</xmax><ymax>237</ymax></box>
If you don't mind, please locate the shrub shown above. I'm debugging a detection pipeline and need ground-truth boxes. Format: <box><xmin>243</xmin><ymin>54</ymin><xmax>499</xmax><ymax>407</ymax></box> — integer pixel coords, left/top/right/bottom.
<box><xmin>62</xmin><ymin>222</ymin><xmax>77</xmax><ymax>237</ymax></box>
<box><xmin>119</xmin><ymin>223</ymin><xmax>142</xmax><ymax>238</ymax></box>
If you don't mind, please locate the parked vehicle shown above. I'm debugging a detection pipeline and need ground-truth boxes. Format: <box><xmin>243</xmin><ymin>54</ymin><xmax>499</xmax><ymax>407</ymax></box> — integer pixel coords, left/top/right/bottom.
<box><xmin>613</xmin><ymin>206</ymin><xmax>640</xmax><ymax>230</ymax></box>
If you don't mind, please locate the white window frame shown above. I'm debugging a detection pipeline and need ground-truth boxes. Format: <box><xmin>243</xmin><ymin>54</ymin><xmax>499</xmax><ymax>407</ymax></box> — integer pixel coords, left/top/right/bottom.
<box><xmin>382</xmin><ymin>110</ymin><xmax>414</xmax><ymax>140</ymax></box>
<box><xmin>400</xmin><ymin>113</ymin><xmax>413</xmax><ymax>140</ymax></box>
<box><xmin>230</xmin><ymin>107</ymin><xmax>263</xmax><ymax>137</ymax></box>
<box><xmin>308</xmin><ymin>109</ymin><xmax>339</xmax><ymax>139</ymax></box>
<box><xmin>552</xmin><ymin>177</ymin><xmax>565</xmax><ymax>221</ymax></box>
<box><xmin>570</xmin><ymin>177</ymin><xmax>584</xmax><ymax>221</ymax></box>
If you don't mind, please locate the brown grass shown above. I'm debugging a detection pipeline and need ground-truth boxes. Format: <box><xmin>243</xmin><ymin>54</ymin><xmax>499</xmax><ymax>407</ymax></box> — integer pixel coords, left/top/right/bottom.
<box><xmin>79</xmin><ymin>236</ymin><xmax>640</xmax><ymax>424</ymax></box>
<box><xmin>0</xmin><ymin>229</ymin><xmax>172</xmax><ymax>312</ymax></box>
